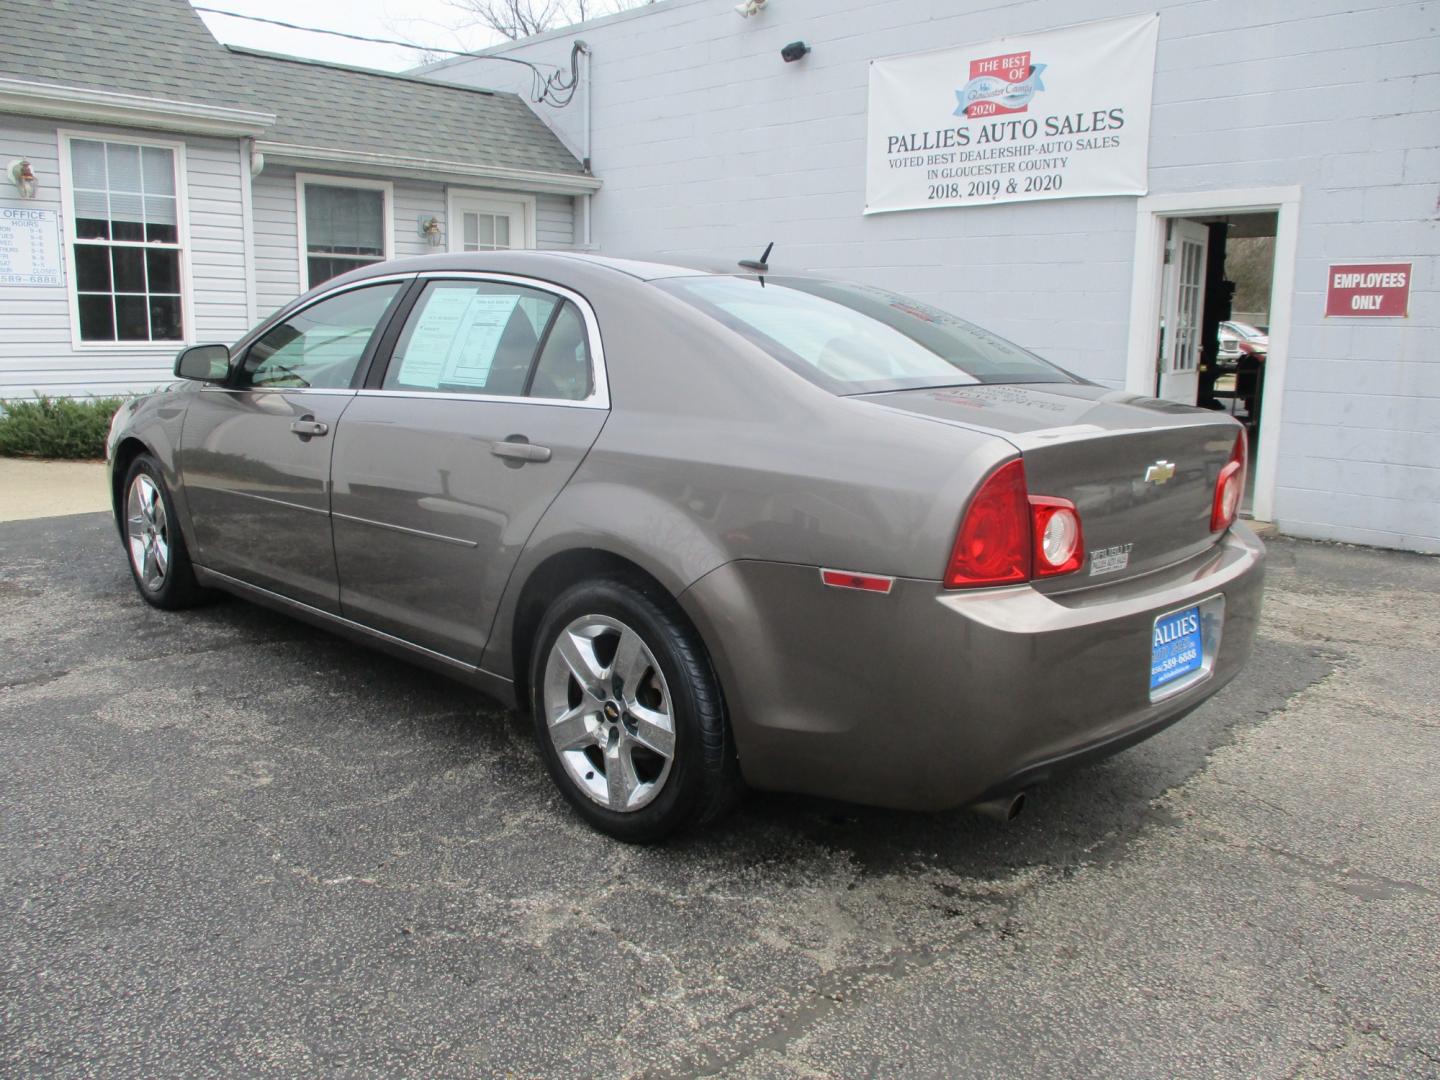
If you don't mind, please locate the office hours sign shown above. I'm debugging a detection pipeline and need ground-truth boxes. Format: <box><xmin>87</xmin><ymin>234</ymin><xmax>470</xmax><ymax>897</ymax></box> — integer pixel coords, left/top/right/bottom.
<box><xmin>0</xmin><ymin>206</ymin><xmax>63</xmax><ymax>286</ymax></box>
<box><xmin>865</xmin><ymin>14</ymin><xmax>1160</xmax><ymax>214</ymax></box>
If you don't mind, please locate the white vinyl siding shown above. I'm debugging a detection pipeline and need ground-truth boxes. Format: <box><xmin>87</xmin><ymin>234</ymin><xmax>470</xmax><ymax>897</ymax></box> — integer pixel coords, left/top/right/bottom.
<box><xmin>536</xmin><ymin>194</ymin><xmax>575</xmax><ymax>248</ymax></box>
<box><xmin>0</xmin><ymin>117</ymin><xmax>248</xmax><ymax>399</ymax></box>
<box><xmin>251</xmin><ymin>166</ymin><xmax>301</xmax><ymax>319</ymax></box>
<box><xmin>0</xmin><ymin>116</ymin><xmax>69</xmax><ymax>386</ymax></box>
<box><xmin>394</xmin><ymin>179</ymin><xmax>448</xmax><ymax>259</ymax></box>
<box><xmin>258</xmin><ymin>167</ymin><xmax>403</xmax><ymax>317</ymax></box>
<box><xmin>252</xmin><ymin>170</ymin><xmax>579</xmax><ymax>320</ymax></box>
<box><xmin>187</xmin><ymin>139</ymin><xmax>252</xmax><ymax>338</ymax></box>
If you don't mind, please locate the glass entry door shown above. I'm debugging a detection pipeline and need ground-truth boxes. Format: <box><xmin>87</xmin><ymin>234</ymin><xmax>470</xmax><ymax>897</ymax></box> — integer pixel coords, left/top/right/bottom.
<box><xmin>449</xmin><ymin>192</ymin><xmax>532</xmax><ymax>253</ymax></box>
<box><xmin>1157</xmin><ymin>217</ymin><xmax>1209</xmax><ymax>404</ymax></box>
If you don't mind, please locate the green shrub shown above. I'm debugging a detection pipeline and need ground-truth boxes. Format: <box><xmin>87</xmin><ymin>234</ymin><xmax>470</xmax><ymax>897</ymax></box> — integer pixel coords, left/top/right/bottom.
<box><xmin>0</xmin><ymin>395</ymin><xmax>125</xmax><ymax>460</ymax></box>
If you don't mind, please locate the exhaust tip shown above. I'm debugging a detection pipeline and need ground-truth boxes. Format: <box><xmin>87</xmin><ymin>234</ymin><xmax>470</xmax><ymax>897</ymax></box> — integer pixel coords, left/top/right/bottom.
<box><xmin>971</xmin><ymin>791</ymin><xmax>1026</xmax><ymax>823</ymax></box>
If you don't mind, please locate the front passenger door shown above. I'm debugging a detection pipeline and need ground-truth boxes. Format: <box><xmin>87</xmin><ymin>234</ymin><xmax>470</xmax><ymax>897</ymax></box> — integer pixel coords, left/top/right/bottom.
<box><xmin>330</xmin><ymin>276</ymin><xmax>608</xmax><ymax>663</ymax></box>
<box><xmin>179</xmin><ymin>281</ymin><xmax>406</xmax><ymax>611</ymax></box>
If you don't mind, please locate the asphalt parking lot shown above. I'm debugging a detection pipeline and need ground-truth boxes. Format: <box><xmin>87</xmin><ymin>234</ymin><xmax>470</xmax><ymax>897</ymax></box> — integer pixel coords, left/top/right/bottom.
<box><xmin>2</xmin><ymin>512</ymin><xmax>1437</xmax><ymax>1078</ymax></box>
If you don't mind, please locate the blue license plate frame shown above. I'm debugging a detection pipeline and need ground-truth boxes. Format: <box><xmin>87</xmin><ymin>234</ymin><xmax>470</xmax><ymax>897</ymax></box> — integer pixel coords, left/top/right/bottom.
<box><xmin>1150</xmin><ymin>604</ymin><xmax>1204</xmax><ymax>692</ymax></box>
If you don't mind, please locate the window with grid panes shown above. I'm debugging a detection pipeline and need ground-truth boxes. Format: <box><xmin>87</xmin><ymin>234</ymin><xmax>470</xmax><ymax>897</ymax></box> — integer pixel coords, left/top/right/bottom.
<box><xmin>459</xmin><ymin>211</ymin><xmax>511</xmax><ymax>251</ymax></box>
<box><xmin>68</xmin><ymin>138</ymin><xmax>183</xmax><ymax>343</ymax></box>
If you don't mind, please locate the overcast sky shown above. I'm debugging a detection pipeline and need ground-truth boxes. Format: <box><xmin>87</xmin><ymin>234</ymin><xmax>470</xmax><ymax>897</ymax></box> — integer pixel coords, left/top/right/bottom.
<box><xmin>191</xmin><ymin>0</ymin><xmax>505</xmax><ymax>72</ymax></box>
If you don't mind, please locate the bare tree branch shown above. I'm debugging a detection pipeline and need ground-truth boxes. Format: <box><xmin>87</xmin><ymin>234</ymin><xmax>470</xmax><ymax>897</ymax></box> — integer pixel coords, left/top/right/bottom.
<box><xmin>446</xmin><ymin>0</ymin><xmax>652</xmax><ymax>41</ymax></box>
<box><xmin>381</xmin><ymin>12</ymin><xmax>496</xmax><ymax>66</ymax></box>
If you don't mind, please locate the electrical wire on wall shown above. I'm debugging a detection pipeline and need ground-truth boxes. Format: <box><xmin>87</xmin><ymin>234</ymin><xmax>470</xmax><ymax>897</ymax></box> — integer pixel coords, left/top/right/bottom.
<box><xmin>192</xmin><ymin>7</ymin><xmax>584</xmax><ymax>107</ymax></box>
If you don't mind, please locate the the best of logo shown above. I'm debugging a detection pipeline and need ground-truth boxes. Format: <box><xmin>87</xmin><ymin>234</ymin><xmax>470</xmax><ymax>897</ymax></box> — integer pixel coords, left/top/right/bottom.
<box><xmin>955</xmin><ymin>51</ymin><xmax>1047</xmax><ymax>118</ymax></box>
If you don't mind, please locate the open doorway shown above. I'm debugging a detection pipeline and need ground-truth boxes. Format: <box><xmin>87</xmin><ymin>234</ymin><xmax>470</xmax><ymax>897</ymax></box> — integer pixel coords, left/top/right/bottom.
<box><xmin>1156</xmin><ymin>211</ymin><xmax>1278</xmax><ymax>513</ymax></box>
<box><xmin>1125</xmin><ymin>187</ymin><xmax>1302</xmax><ymax>523</ymax></box>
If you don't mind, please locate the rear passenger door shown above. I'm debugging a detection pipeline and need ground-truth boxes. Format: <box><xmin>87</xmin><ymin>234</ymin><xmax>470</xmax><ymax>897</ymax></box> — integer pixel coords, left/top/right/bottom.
<box><xmin>329</xmin><ymin>274</ymin><xmax>608</xmax><ymax>664</ymax></box>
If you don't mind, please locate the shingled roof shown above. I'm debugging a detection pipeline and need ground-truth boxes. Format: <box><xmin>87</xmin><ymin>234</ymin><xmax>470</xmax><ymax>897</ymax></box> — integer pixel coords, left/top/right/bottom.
<box><xmin>0</xmin><ymin>0</ymin><xmax>585</xmax><ymax>179</ymax></box>
<box><xmin>225</xmin><ymin>48</ymin><xmax>585</xmax><ymax>176</ymax></box>
<box><xmin>2</xmin><ymin>0</ymin><xmax>239</xmax><ymax>103</ymax></box>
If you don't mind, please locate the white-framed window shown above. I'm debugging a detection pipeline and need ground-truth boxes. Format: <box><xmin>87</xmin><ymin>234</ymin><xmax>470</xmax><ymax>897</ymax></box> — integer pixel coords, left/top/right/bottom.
<box><xmin>58</xmin><ymin>131</ymin><xmax>190</xmax><ymax>347</ymax></box>
<box><xmin>446</xmin><ymin>190</ymin><xmax>537</xmax><ymax>253</ymax></box>
<box><xmin>296</xmin><ymin>174</ymin><xmax>394</xmax><ymax>290</ymax></box>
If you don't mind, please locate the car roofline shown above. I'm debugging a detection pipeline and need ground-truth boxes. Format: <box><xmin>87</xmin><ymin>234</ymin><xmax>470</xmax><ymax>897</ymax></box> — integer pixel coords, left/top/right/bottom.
<box><xmin>322</xmin><ymin>249</ymin><xmax>828</xmax><ymax>288</ymax></box>
<box><xmin>540</xmin><ymin>251</ymin><xmax>774</xmax><ymax>281</ymax></box>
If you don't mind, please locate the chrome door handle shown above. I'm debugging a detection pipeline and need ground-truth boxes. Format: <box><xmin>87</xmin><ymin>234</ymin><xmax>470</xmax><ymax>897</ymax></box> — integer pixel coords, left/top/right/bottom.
<box><xmin>291</xmin><ymin>417</ymin><xmax>329</xmax><ymax>438</ymax></box>
<box><xmin>491</xmin><ymin>436</ymin><xmax>552</xmax><ymax>464</ymax></box>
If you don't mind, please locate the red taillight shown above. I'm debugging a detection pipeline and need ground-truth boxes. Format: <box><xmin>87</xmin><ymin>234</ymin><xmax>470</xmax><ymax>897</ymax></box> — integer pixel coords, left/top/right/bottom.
<box><xmin>945</xmin><ymin>459</ymin><xmax>1030</xmax><ymax>588</ymax></box>
<box><xmin>1211</xmin><ymin>427</ymin><xmax>1248</xmax><ymax>532</ymax></box>
<box><xmin>945</xmin><ymin>460</ymin><xmax>1085</xmax><ymax>588</ymax></box>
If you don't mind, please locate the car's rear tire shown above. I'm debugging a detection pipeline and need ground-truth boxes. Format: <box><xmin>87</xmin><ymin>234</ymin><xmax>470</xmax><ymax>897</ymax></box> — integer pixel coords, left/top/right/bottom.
<box><xmin>122</xmin><ymin>454</ymin><xmax>208</xmax><ymax>610</ymax></box>
<box><xmin>529</xmin><ymin>577</ymin><xmax>740</xmax><ymax>842</ymax></box>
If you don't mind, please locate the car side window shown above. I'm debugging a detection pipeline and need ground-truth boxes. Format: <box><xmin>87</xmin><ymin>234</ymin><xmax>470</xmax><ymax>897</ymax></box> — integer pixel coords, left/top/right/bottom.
<box><xmin>238</xmin><ymin>282</ymin><xmax>402</xmax><ymax>390</ymax></box>
<box><xmin>527</xmin><ymin>301</ymin><xmax>593</xmax><ymax>401</ymax></box>
<box><xmin>383</xmin><ymin>280</ymin><xmax>563</xmax><ymax>397</ymax></box>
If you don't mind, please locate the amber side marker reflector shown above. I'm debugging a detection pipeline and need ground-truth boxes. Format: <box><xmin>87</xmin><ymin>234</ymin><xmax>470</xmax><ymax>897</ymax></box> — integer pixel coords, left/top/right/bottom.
<box><xmin>820</xmin><ymin>569</ymin><xmax>895</xmax><ymax>594</ymax></box>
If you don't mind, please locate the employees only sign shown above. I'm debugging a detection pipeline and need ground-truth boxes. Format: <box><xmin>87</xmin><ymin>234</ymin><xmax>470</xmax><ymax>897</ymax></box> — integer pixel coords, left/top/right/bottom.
<box><xmin>865</xmin><ymin>14</ymin><xmax>1160</xmax><ymax>214</ymax></box>
<box><xmin>1325</xmin><ymin>263</ymin><xmax>1412</xmax><ymax>318</ymax></box>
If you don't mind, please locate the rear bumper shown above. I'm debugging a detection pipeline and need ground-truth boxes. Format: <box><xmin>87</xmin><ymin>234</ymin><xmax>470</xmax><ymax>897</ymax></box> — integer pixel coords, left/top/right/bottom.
<box><xmin>679</xmin><ymin>524</ymin><xmax>1265</xmax><ymax>812</ymax></box>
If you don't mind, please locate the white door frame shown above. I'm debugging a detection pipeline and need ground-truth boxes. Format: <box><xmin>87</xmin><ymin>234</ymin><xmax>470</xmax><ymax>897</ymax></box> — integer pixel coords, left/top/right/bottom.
<box><xmin>445</xmin><ymin>188</ymin><xmax>538</xmax><ymax>251</ymax></box>
<box><xmin>1124</xmin><ymin>186</ymin><xmax>1302</xmax><ymax>523</ymax></box>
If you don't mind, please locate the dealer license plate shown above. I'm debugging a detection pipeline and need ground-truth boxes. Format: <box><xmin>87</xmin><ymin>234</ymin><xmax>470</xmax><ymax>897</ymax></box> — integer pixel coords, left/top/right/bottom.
<box><xmin>1150</xmin><ymin>605</ymin><xmax>1203</xmax><ymax>691</ymax></box>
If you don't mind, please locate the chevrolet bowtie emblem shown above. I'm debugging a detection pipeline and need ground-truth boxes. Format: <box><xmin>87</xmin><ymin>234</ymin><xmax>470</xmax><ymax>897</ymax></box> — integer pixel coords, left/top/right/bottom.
<box><xmin>1144</xmin><ymin>460</ymin><xmax>1176</xmax><ymax>484</ymax></box>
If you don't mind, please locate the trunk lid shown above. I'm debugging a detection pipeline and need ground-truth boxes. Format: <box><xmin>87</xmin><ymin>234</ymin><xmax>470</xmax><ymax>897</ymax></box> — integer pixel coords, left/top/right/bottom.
<box><xmin>855</xmin><ymin>382</ymin><xmax>1243</xmax><ymax>588</ymax></box>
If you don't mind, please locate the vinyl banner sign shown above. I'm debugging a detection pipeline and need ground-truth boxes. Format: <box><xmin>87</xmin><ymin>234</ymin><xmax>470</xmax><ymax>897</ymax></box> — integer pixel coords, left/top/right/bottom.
<box><xmin>865</xmin><ymin>14</ymin><xmax>1160</xmax><ymax>214</ymax></box>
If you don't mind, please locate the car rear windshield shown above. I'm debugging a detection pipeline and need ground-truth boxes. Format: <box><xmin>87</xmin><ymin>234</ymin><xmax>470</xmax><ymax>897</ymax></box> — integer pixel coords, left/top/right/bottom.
<box><xmin>656</xmin><ymin>275</ymin><xmax>1078</xmax><ymax>394</ymax></box>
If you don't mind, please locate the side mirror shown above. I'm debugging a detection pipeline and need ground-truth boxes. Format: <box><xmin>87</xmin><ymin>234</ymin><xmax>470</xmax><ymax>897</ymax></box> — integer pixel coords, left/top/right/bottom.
<box><xmin>175</xmin><ymin>343</ymin><xmax>230</xmax><ymax>383</ymax></box>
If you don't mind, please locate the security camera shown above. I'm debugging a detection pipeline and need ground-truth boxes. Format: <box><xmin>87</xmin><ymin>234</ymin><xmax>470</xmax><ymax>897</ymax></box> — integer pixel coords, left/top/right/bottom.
<box><xmin>780</xmin><ymin>40</ymin><xmax>810</xmax><ymax>62</ymax></box>
<box><xmin>735</xmin><ymin>0</ymin><xmax>766</xmax><ymax>17</ymax></box>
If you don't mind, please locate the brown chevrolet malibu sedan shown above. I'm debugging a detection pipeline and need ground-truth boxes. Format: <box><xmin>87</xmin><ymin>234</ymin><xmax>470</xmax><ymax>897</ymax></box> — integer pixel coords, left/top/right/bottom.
<box><xmin>107</xmin><ymin>251</ymin><xmax>1263</xmax><ymax>841</ymax></box>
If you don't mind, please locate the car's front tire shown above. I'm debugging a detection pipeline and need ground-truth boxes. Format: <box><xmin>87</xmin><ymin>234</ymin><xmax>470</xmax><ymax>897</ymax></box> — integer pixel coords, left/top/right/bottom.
<box><xmin>529</xmin><ymin>577</ymin><xmax>740</xmax><ymax>842</ymax></box>
<box><xmin>122</xmin><ymin>454</ymin><xmax>208</xmax><ymax>610</ymax></box>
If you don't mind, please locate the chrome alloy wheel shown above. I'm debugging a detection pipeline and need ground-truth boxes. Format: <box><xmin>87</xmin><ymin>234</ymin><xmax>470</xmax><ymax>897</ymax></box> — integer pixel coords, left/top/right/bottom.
<box><xmin>542</xmin><ymin>614</ymin><xmax>676</xmax><ymax>812</ymax></box>
<box><xmin>126</xmin><ymin>473</ymin><xmax>170</xmax><ymax>592</ymax></box>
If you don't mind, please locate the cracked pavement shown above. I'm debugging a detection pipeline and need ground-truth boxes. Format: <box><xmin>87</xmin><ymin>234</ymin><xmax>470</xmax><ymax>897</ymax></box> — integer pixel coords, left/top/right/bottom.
<box><xmin>1</xmin><ymin>514</ymin><xmax>1436</xmax><ymax>1078</ymax></box>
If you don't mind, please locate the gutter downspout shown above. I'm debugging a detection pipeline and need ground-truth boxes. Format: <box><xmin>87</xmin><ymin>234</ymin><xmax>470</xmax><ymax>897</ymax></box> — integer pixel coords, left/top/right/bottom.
<box><xmin>239</xmin><ymin>137</ymin><xmax>259</xmax><ymax>325</ymax></box>
<box><xmin>579</xmin><ymin>41</ymin><xmax>593</xmax><ymax>249</ymax></box>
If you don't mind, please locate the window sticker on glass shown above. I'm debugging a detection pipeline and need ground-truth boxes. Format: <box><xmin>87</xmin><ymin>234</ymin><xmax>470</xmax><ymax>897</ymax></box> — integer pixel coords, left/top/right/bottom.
<box><xmin>446</xmin><ymin>294</ymin><xmax>520</xmax><ymax>386</ymax></box>
<box><xmin>394</xmin><ymin>287</ymin><xmax>522</xmax><ymax>390</ymax></box>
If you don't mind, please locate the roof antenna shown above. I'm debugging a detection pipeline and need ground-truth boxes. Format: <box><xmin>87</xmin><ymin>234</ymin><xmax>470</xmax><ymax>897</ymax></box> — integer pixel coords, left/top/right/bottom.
<box><xmin>738</xmin><ymin>241</ymin><xmax>773</xmax><ymax>273</ymax></box>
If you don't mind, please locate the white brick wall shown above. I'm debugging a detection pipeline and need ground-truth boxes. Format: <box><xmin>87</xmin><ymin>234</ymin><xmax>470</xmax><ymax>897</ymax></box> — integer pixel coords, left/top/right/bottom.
<box><xmin>427</xmin><ymin>0</ymin><xmax>1439</xmax><ymax>553</ymax></box>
